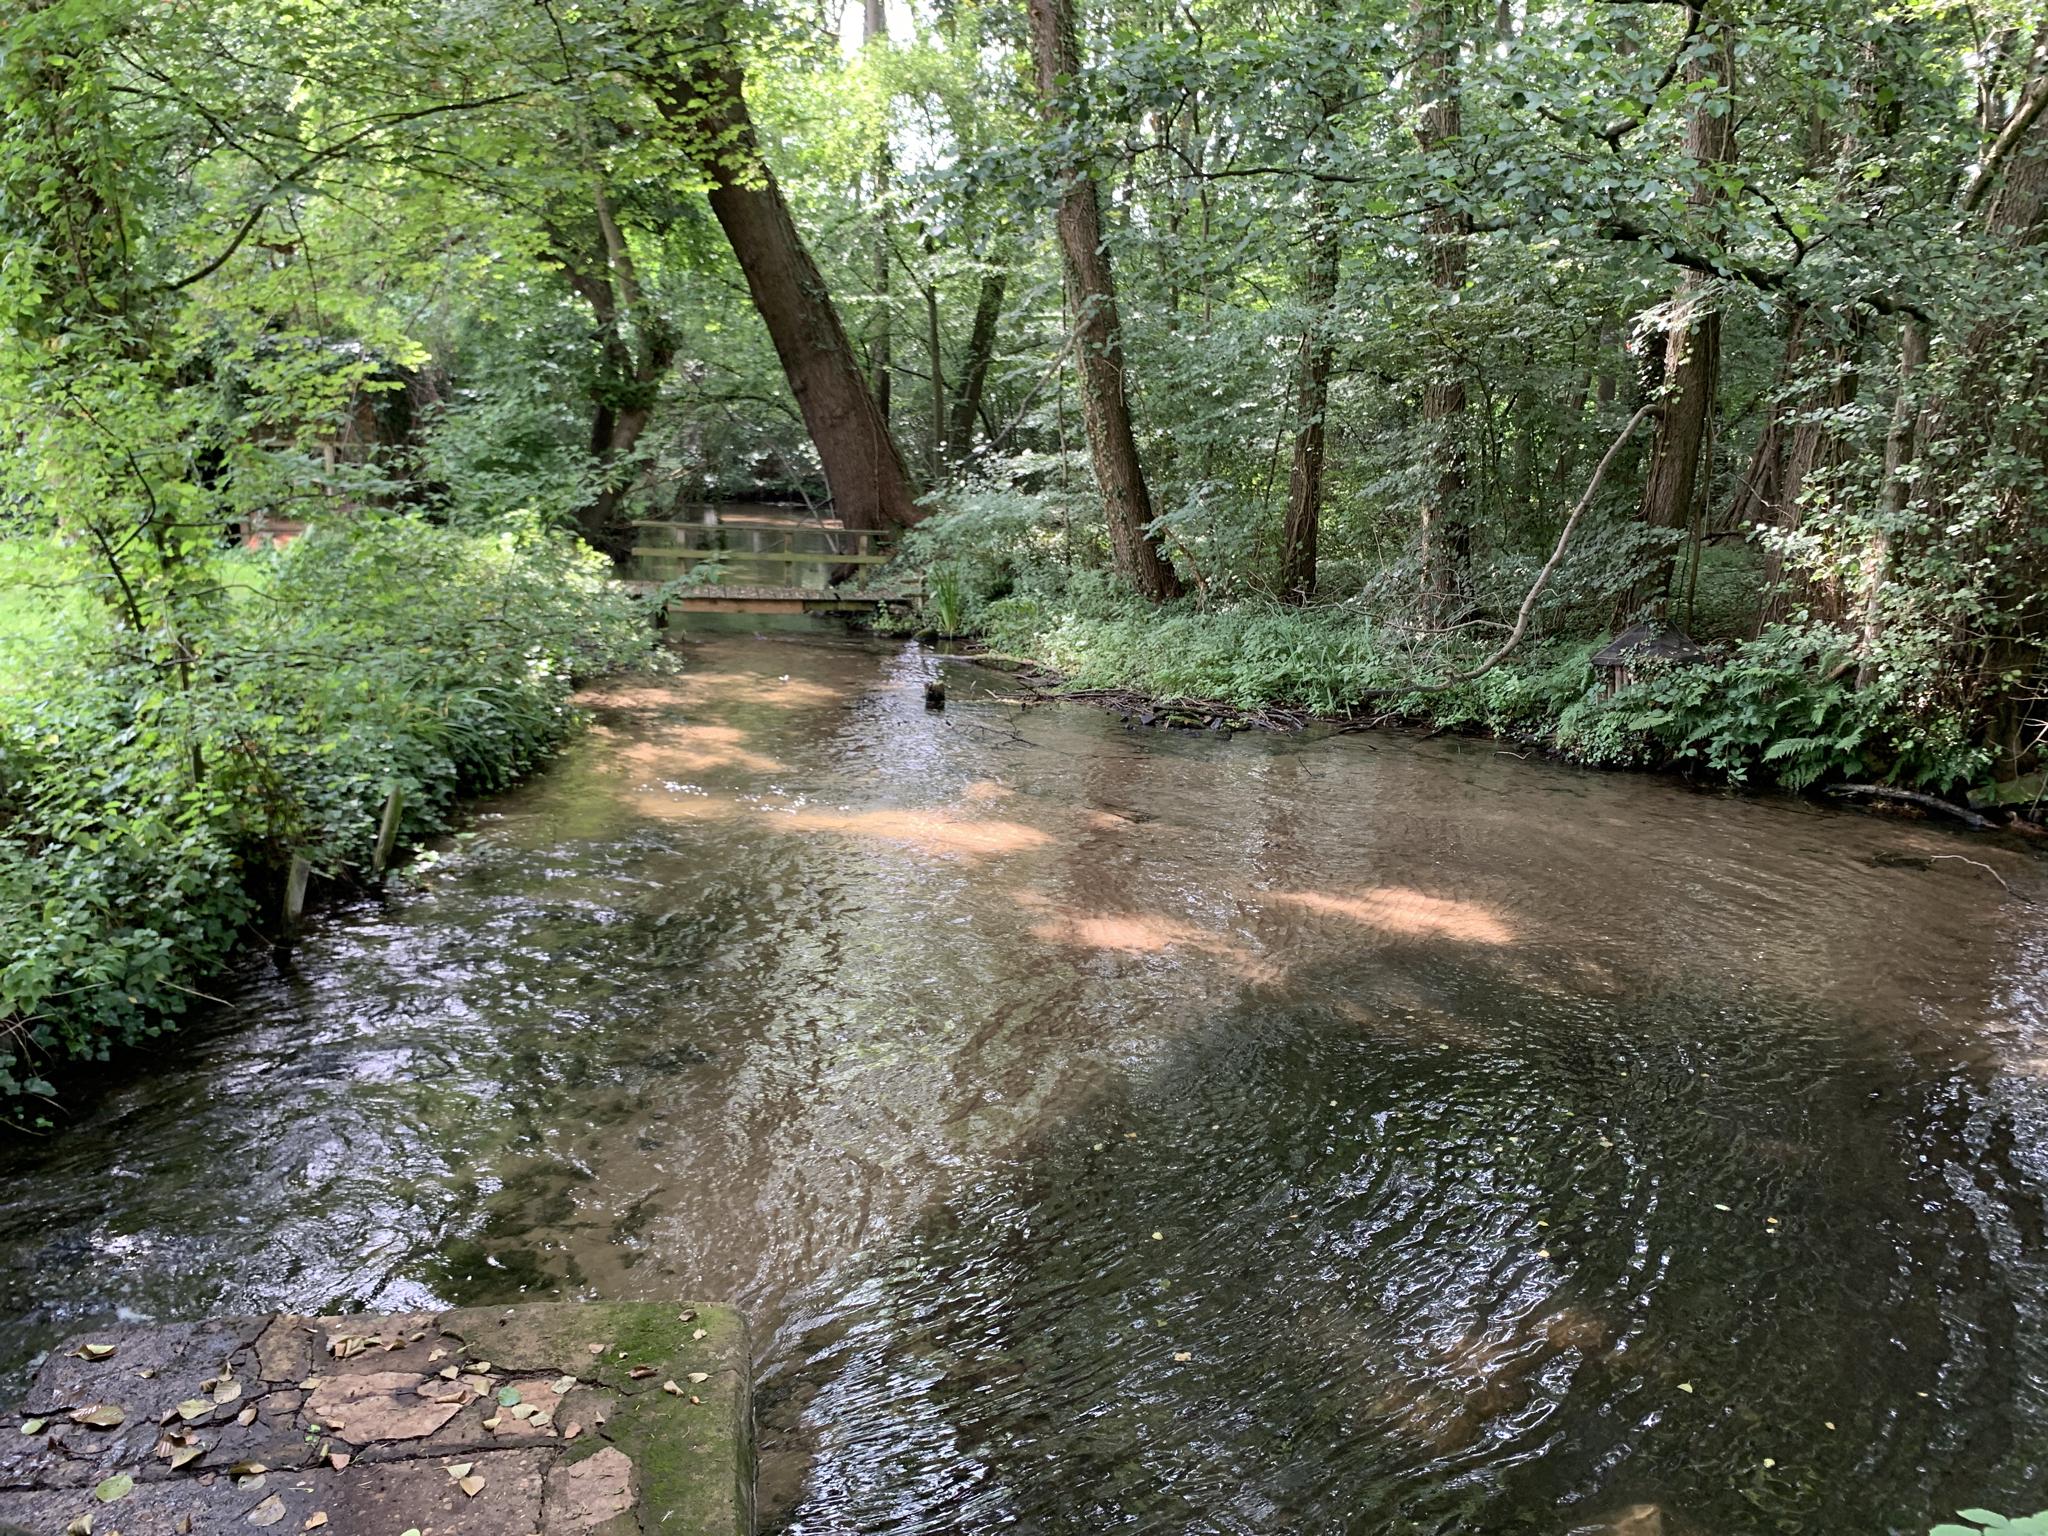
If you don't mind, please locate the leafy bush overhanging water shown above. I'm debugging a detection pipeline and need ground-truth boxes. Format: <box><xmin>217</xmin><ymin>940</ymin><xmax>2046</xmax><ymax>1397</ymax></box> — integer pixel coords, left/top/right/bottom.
<box><xmin>0</xmin><ymin>519</ymin><xmax>649</xmax><ymax>1109</ymax></box>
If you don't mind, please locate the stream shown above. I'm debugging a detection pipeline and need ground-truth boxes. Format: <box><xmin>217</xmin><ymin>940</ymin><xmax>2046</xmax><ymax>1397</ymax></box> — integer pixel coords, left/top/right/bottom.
<box><xmin>3</xmin><ymin>624</ymin><xmax>2046</xmax><ymax>1534</ymax></box>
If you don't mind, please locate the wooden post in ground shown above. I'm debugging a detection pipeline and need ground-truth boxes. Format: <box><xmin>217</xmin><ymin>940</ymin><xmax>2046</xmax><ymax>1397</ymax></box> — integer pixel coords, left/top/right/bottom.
<box><xmin>372</xmin><ymin>784</ymin><xmax>405</xmax><ymax>879</ymax></box>
<box><xmin>281</xmin><ymin>853</ymin><xmax>312</xmax><ymax>942</ymax></box>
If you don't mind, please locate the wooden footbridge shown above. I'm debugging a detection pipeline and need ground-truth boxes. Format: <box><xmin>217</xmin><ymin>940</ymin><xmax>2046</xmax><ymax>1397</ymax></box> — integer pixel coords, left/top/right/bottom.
<box><xmin>626</xmin><ymin>511</ymin><xmax>923</xmax><ymax>615</ymax></box>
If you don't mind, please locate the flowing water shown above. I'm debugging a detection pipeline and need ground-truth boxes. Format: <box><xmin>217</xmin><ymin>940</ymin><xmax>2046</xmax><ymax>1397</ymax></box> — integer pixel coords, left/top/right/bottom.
<box><xmin>3</xmin><ymin>625</ymin><xmax>2046</xmax><ymax>1535</ymax></box>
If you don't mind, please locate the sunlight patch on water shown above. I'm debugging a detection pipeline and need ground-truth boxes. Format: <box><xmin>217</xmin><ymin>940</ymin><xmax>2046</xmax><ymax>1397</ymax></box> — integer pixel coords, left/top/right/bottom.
<box><xmin>781</xmin><ymin>805</ymin><xmax>1052</xmax><ymax>860</ymax></box>
<box><xmin>1267</xmin><ymin>887</ymin><xmax>1516</xmax><ymax>945</ymax></box>
<box><xmin>666</xmin><ymin>671</ymin><xmax>846</xmax><ymax>708</ymax></box>
<box><xmin>607</xmin><ymin>721</ymin><xmax>787</xmax><ymax>775</ymax></box>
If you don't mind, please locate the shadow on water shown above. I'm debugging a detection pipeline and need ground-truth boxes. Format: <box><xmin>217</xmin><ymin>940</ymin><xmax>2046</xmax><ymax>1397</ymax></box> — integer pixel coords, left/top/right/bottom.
<box><xmin>1</xmin><ymin>621</ymin><xmax>2044</xmax><ymax>1536</ymax></box>
<box><xmin>752</xmin><ymin>945</ymin><xmax>2046</xmax><ymax>1536</ymax></box>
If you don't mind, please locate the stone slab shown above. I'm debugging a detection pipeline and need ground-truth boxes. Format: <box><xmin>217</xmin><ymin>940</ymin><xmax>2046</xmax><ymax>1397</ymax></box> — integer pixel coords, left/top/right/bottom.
<box><xmin>0</xmin><ymin>1302</ymin><xmax>750</xmax><ymax>1536</ymax></box>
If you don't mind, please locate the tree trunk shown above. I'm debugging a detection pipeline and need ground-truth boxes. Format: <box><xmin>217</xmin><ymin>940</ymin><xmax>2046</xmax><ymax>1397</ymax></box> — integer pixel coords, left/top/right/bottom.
<box><xmin>1280</xmin><ymin>189</ymin><xmax>1340</xmax><ymax>604</ymax></box>
<box><xmin>1729</xmin><ymin>307</ymin><xmax>1801</xmax><ymax>540</ymax></box>
<box><xmin>1635</xmin><ymin>8</ymin><xmax>1735</xmax><ymax>606</ymax></box>
<box><xmin>548</xmin><ymin>195</ymin><xmax>674</xmax><ymax>550</ymax></box>
<box><xmin>1025</xmin><ymin>0</ymin><xmax>1183</xmax><ymax>601</ymax></box>
<box><xmin>1414</xmin><ymin>0</ymin><xmax>1469</xmax><ymax>613</ymax></box>
<box><xmin>1747</xmin><ymin>310</ymin><xmax>1862</xmax><ymax>628</ymax></box>
<box><xmin>865</xmin><ymin>0</ymin><xmax>892</xmax><ymax>422</ymax></box>
<box><xmin>1960</xmin><ymin>71</ymin><xmax>2048</xmax><ymax>766</ymax></box>
<box><xmin>664</xmin><ymin>50</ymin><xmax>920</xmax><ymax>531</ymax></box>
<box><xmin>947</xmin><ymin>269</ymin><xmax>1006</xmax><ymax>463</ymax></box>
<box><xmin>1855</xmin><ymin>316</ymin><xmax>1927</xmax><ymax>687</ymax></box>
<box><xmin>582</xmin><ymin>184</ymin><xmax>675</xmax><ymax>542</ymax></box>
<box><xmin>924</xmin><ymin>266</ymin><xmax>945</xmax><ymax>480</ymax></box>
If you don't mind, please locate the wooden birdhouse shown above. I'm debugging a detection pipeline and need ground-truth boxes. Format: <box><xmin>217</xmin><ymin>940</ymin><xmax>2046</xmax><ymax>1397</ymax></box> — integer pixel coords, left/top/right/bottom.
<box><xmin>1591</xmin><ymin>623</ymin><xmax>1705</xmax><ymax>697</ymax></box>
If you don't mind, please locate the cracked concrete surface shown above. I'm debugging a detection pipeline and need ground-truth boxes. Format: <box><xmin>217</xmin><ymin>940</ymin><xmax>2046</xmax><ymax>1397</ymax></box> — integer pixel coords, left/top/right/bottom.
<box><xmin>0</xmin><ymin>1302</ymin><xmax>750</xmax><ymax>1535</ymax></box>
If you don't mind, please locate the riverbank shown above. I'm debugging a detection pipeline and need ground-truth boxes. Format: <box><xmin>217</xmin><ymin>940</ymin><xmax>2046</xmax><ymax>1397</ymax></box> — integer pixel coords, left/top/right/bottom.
<box><xmin>0</xmin><ymin>521</ymin><xmax>652</xmax><ymax>1118</ymax></box>
<box><xmin>902</xmin><ymin>592</ymin><xmax>2034</xmax><ymax>825</ymax></box>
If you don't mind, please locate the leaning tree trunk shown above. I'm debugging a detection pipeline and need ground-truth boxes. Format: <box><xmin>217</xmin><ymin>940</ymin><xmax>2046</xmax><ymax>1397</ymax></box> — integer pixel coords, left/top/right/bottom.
<box><xmin>1636</xmin><ymin>7</ymin><xmax>1735</xmax><ymax>606</ymax></box>
<box><xmin>1280</xmin><ymin>187</ymin><xmax>1340</xmax><ymax>604</ymax></box>
<box><xmin>664</xmin><ymin>49</ymin><xmax>919</xmax><ymax>531</ymax></box>
<box><xmin>1414</xmin><ymin>0</ymin><xmax>1470</xmax><ymax>614</ymax></box>
<box><xmin>1025</xmin><ymin>0</ymin><xmax>1183</xmax><ymax>601</ymax></box>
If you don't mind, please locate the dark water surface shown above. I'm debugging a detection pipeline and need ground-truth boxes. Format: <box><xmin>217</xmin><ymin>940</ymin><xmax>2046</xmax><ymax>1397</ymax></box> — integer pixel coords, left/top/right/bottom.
<box><xmin>4</xmin><ymin>626</ymin><xmax>2046</xmax><ymax>1534</ymax></box>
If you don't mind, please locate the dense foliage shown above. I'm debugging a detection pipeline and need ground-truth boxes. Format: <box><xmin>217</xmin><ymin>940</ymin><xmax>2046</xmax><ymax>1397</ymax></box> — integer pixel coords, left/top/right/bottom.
<box><xmin>0</xmin><ymin>524</ymin><xmax>646</xmax><ymax>1108</ymax></box>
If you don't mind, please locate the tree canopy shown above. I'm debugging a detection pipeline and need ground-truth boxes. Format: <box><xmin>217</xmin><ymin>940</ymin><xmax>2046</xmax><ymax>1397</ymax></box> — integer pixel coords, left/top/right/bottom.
<box><xmin>4</xmin><ymin>0</ymin><xmax>2045</xmax><ymax>793</ymax></box>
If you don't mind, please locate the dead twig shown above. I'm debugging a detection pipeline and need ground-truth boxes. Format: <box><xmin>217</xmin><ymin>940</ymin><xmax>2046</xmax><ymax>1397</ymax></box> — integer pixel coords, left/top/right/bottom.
<box><xmin>1927</xmin><ymin>853</ymin><xmax>2029</xmax><ymax>898</ymax></box>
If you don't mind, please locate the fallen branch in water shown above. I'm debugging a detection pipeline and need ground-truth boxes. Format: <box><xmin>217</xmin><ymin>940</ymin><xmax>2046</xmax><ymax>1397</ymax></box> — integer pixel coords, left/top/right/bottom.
<box><xmin>1927</xmin><ymin>853</ymin><xmax>2028</xmax><ymax>898</ymax></box>
<box><xmin>1827</xmin><ymin>783</ymin><xmax>1994</xmax><ymax>830</ymax></box>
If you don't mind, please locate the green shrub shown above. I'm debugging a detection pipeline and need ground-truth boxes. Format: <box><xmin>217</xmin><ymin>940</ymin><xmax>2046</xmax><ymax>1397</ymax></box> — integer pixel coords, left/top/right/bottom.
<box><xmin>1554</xmin><ymin>625</ymin><xmax>1989</xmax><ymax>791</ymax></box>
<box><xmin>0</xmin><ymin>516</ymin><xmax>648</xmax><ymax>1108</ymax></box>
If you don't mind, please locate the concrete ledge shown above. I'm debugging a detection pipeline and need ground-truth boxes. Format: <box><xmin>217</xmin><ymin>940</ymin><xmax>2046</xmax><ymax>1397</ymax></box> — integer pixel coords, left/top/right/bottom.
<box><xmin>0</xmin><ymin>1301</ymin><xmax>751</xmax><ymax>1535</ymax></box>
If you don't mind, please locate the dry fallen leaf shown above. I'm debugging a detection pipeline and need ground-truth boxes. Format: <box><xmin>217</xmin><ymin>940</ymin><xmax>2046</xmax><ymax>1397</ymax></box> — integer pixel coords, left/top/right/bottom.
<box><xmin>170</xmin><ymin>1445</ymin><xmax>204</xmax><ymax>1470</ymax></box>
<box><xmin>458</xmin><ymin>1474</ymin><xmax>486</xmax><ymax>1498</ymax></box>
<box><xmin>551</xmin><ymin>1376</ymin><xmax>577</xmax><ymax>1395</ymax></box>
<box><xmin>686</xmin><ymin>1372</ymin><xmax>709</xmax><ymax>1385</ymax></box>
<box><xmin>1676</xmin><ymin>1383</ymin><xmax>1695</xmax><ymax>1394</ymax></box>
<box><xmin>304</xmin><ymin>1515</ymin><xmax>328</xmax><ymax>1530</ymax></box>
<box><xmin>445</xmin><ymin>1462</ymin><xmax>474</xmax><ymax>1480</ymax></box>
<box><xmin>211</xmin><ymin>1380</ymin><xmax>243</xmax><ymax>1407</ymax></box>
<box><xmin>1172</xmin><ymin>1352</ymin><xmax>1192</xmax><ymax>1363</ymax></box>
<box><xmin>627</xmin><ymin>1366</ymin><xmax>656</xmax><ymax>1380</ymax></box>
<box><xmin>327</xmin><ymin>1453</ymin><xmax>350</xmax><ymax>1471</ymax></box>
<box><xmin>691</xmin><ymin>1329</ymin><xmax>706</xmax><ymax>1341</ymax></box>
<box><xmin>564</xmin><ymin>1422</ymin><xmax>582</xmax><ymax>1440</ymax></box>
<box><xmin>71</xmin><ymin>1403</ymin><xmax>126</xmax><ymax>1429</ymax></box>
<box><xmin>176</xmin><ymin>1398</ymin><xmax>212</xmax><ymax>1422</ymax></box>
<box><xmin>71</xmin><ymin>1342</ymin><xmax>118</xmax><ymax>1361</ymax></box>
<box><xmin>247</xmin><ymin>1493</ymin><xmax>286</xmax><ymax>1527</ymax></box>
<box><xmin>236</xmin><ymin>1406</ymin><xmax>258</xmax><ymax>1427</ymax></box>
<box><xmin>586</xmin><ymin>1343</ymin><xmax>604</xmax><ymax>1356</ymax></box>
<box><xmin>662</xmin><ymin>1380</ymin><xmax>682</xmax><ymax>1396</ymax></box>
<box><xmin>481</xmin><ymin>1415</ymin><xmax>502</xmax><ymax>1431</ymax></box>
<box><xmin>65</xmin><ymin>1516</ymin><xmax>92</xmax><ymax>1536</ymax></box>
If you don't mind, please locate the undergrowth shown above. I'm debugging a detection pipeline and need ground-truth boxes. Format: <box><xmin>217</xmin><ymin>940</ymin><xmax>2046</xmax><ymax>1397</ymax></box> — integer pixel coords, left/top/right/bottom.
<box><xmin>0</xmin><ymin>518</ymin><xmax>650</xmax><ymax>1111</ymax></box>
